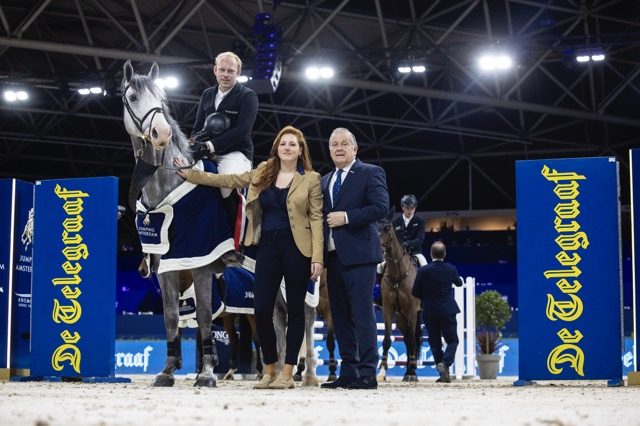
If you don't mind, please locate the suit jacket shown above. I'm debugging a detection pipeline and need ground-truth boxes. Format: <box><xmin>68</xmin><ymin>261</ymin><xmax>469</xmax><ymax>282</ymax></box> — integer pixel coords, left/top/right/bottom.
<box><xmin>411</xmin><ymin>260</ymin><xmax>463</xmax><ymax>316</ymax></box>
<box><xmin>185</xmin><ymin>162</ymin><xmax>324</xmax><ymax>264</ymax></box>
<box><xmin>393</xmin><ymin>215</ymin><xmax>425</xmax><ymax>254</ymax></box>
<box><xmin>321</xmin><ymin>159</ymin><xmax>389</xmax><ymax>266</ymax></box>
<box><xmin>192</xmin><ymin>83</ymin><xmax>259</xmax><ymax>161</ymax></box>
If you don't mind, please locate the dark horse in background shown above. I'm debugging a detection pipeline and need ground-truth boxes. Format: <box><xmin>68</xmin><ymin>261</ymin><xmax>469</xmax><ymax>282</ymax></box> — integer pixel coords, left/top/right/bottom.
<box><xmin>122</xmin><ymin>61</ymin><xmax>237</xmax><ymax>387</ymax></box>
<box><xmin>377</xmin><ymin>222</ymin><xmax>421</xmax><ymax>382</ymax></box>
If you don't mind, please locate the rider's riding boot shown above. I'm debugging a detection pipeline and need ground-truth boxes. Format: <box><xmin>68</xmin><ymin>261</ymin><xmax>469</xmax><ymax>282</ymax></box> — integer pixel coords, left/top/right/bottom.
<box><xmin>221</xmin><ymin>190</ymin><xmax>240</xmax><ymax>238</ymax></box>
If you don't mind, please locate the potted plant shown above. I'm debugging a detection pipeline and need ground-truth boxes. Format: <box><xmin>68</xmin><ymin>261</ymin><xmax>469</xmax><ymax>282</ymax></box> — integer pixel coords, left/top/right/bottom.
<box><xmin>475</xmin><ymin>290</ymin><xmax>512</xmax><ymax>379</ymax></box>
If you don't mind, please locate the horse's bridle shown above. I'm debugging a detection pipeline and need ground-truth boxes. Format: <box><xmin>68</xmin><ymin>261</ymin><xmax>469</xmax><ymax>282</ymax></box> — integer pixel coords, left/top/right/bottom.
<box><xmin>122</xmin><ymin>84</ymin><xmax>164</xmax><ymax>144</ymax></box>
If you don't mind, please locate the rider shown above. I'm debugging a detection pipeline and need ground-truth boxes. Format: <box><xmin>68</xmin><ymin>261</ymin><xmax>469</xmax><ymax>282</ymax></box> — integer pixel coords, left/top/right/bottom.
<box><xmin>393</xmin><ymin>194</ymin><xmax>427</xmax><ymax>267</ymax></box>
<box><xmin>189</xmin><ymin>51</ymin><xmax>259</xmax><ymax>246</ymax></box>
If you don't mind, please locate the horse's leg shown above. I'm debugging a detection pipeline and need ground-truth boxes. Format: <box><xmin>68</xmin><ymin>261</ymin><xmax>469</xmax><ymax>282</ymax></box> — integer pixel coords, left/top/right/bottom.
<box><xmin>326</xmin><ymin>322</ymin><xmax>337</xmax><ymax>382</ymax></box>
<box><xmin>273</xmin><ymin>290</ymin><xmax>287</xmax><ymax>375</ymax></box>
<box><xmin>302</xmin><ymin>304</ymin><xmax>319</xmax><ymax>387</ymax></box>
<box><xmin>246</xmin><ymin>314</ymin><xmax>263</xmax><ymax>379</ymax></box>
<box><xmin>414</xmin><ymin>310</ymin><xmax>423</xmax><ymax>377</ymax></box>
<box><xmin>397</xmin><ymin>313</ymin><xmax>418</xmax><ymax>382</ymax></box>
<box><xmin>222</xmin><ymin>315</ymin><xmax>238</xmax><ymax>380</ymax></box>
<box><xmin>293</xmin><ymin>334</ymin><xmax>306</xmax><ymax>382</ymax></box>
<box><xmin>192</xmin><ymin>263</ymin><xmax>221</xmax><ymax>387</ymax></box>
<box><xmin>153</xmin><ymin>269</ymin><xmax>181</xmax><ymax>387</ymax></box>
<box><xmin>377</xmin><ymin>303</ymin><xmax>393</xmax><ymax>382</ymax></box>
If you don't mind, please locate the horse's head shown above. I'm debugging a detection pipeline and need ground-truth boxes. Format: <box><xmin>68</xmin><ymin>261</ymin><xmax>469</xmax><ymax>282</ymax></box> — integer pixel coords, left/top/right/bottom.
<box><xmin>379</xmin><ymin>221</ymin><xmax>395</xmax><ymax>250</ymax></box>
<box><xmin>122</xmin><ymin>60</ymin><xmax>173</xmax><ymax>149</ymax></box>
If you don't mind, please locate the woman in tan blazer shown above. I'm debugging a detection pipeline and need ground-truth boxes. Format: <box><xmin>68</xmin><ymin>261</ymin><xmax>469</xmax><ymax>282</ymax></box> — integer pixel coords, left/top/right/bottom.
<box><xmin>175</xmin><ymin>125</ymin><xmax>323</xmax><ymax>390</ymax></box>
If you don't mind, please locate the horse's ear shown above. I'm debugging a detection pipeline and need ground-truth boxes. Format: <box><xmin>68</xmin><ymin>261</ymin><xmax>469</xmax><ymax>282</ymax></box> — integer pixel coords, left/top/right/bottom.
<box><xmin>123</xmin><ymin>60</ymin><xmax>134</xmax><ymax>83</ymax></box>
<box><xmin>149</xmin><ymin>62</ymin><xmax>159</xmax><ymax>81</ymax></box>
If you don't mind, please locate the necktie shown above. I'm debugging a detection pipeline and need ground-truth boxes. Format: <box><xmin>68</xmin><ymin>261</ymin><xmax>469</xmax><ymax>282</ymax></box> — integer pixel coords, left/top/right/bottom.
<box><xmin>332</xmin><ymin>169</ymin><xmax>343</xmax><ymax>206</ymax></box>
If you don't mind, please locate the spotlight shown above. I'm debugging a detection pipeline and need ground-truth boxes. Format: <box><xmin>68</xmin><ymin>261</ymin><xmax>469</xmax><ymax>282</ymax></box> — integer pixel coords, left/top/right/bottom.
<box><xmin>319</xmin><ymin>66</ymin><xmax>334</xmax><ymax>79</ymax></box>
<box><xmin>411</xmin><ymin>65</ymin><xmax>426</xmax><ymax>73</ymax></box>
<box><xmin>574</xmin><ymin>48</ymin><xmax>606</xmax><ymax>64</ymax></box>
<box><xmin>397</xmin><ymin>66</ymin><xmax>411</xmax><ymax>73</ymax></box>
<box><xmin>305</xmin><ymin>66</ymin><xmax>321</xmax><ymax>80</ymax></box>
<box><xmin>305</xmin><ymin>65</ymin><xmax>334</xmax><ymax>80</ymax></box>
<box><xmin>237</xmin><ymin>75</ymin><xmax>249</xmax><ymax>83</ymax></box>
<box><xmin>478</xmin><ymin>53</ymin><xmax>514</xmax><ymax>72</ymax></box>
<box><xmin>78</xmin><ymin>88</ymin><xmax>90</xmax><ymax>95</ymax></box>
<box><xmin>155</xmin><ymin>77</ymin><xmax>178</xmax><ymax>89</ymax></box>
<box><xmin>89</xmin><ymin>86</ymin><xmax>102</xmax><ymax>94</ymax></box>
<box><xmin>3</xmin><ymin>90</ymin><xmax>28</xmax><ymax>102</ymax></box>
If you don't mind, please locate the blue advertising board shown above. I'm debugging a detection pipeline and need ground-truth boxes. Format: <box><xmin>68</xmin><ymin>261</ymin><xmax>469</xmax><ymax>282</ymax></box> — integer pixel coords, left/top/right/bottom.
<box><xmin>0</xmin><ymin>179</ymin><xmax>34</xmax><ymax>374</ymax></box>
<box><xmin>630</xmin><ymin>149</ymin><xmax>640</xmax><ymax>371</ymax></box>
<box><xmin>31</xmin><ymin>177</ymin><xmax>118</xmax><ymax>378</ymax></box>
<box><xmin>516</xmin><ymin>158</ymin><xmax>623</xmax><ymax>383</ymax></box>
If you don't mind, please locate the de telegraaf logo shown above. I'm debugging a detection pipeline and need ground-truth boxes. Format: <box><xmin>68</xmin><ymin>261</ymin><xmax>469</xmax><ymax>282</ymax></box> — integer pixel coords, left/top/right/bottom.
<box><xmin>115</xmin><ymin>345</ymin><xmax>154</xmax><ymax>372</ymax></box>
<box><xmin>21</xmin><ymin>208</ymin><xmax>34</xmax><ymax>250</ymax></box>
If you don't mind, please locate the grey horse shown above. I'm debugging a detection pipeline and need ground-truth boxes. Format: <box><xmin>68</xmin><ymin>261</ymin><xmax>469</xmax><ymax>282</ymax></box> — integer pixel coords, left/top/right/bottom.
<box><xmin>122</xmin><ymin>61</ymin><xmax>234</xmax><ymax>387</ymax></box>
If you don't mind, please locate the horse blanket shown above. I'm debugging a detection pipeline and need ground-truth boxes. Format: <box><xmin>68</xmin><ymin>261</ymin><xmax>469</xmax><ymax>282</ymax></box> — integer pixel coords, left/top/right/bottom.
<box><xmin>135</xmin><ymin>160</ymin><xmax>235</xmax><ymax>274</ymax></box>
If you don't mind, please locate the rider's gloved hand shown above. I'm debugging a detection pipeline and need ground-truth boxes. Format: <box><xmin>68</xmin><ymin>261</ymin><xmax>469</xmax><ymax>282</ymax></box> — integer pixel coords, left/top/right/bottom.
<box><xmin>189</xmin><ymin>136</ymin><xmax>214</xmax><ymax>160</ymax></box>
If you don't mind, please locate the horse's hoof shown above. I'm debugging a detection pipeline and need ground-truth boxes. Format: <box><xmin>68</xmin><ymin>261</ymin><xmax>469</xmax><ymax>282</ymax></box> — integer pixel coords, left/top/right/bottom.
<box><xmin>293</xmin><ymin>373</ymin><xmax>302</xmax><ymax>382</ymax></box>
<box><xmin>327</xmin><ymin>374</ymin><xmax>337</xmax><ymax>382</ymax></box>
<box><xmin>376</xmin><ymin>373</ymin><xmax>387</xmax><ymax>382</ymax></box>
<box><xmin>194</xmin><ymin>376</ymin><xmax>217</xmax><ymax>387</ymax></box>
<box><xmin>256</xmin><ymin>372</ymin><xmax>264</xmax><ymax>381</ymax></box>
<box><xmin>222</xmin><ymin>369</ymin><xmax>237</xmax><ymax>380</ymax></box>
<box><xmin>402</xmin><ymin>375</ymin><xmax>418</xmax><ymax>383</ymax></box>
<box><xmin>302</xmin><ymin>376</ymin><xmax>319</xmax><ymax>387</ymax></box>
<box><xmin>152</xmin><ymin>374</ymin><xmax>175</xmax><ymax>387</ymax></box>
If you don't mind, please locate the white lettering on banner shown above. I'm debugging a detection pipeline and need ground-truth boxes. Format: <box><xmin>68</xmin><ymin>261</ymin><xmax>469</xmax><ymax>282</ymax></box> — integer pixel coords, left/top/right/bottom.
<box><xmin>15</xmin><ymin>292</ymin><xmax>32</xmax><ymax>309</ymax></box>
<box><xmin>115</xmin><ymin>346</ymin><xmax>153</xmax><ymax>372</ymax></box>
<box><xmin>244</xmin><ymin>291</ymin><xmax>254</xmax><ymax>299</ymax></box>
<box><xmin>0</xmin><ymin>263</ymin><xmax>5</xmax><ymax>270</ymax></box>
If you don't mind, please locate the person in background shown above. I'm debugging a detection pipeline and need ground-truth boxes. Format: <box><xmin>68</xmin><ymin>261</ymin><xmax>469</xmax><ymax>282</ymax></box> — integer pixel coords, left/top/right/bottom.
<box><xmin>174</xmin><ymin>125</ymin><xmax>323</xmax><ymax>390</ymax></box>
<box><xmin>393</xmin><ymin>194</ymin><xmax>427</xmax><ymax>267</ymax></box>
<box><xmin>411</xmin><ymin>241</ymin><xmax>463</xmax><ymax>383</ymax></box>
<box><xmin>321</xmin><ymin>127</ymin><xmax>389</xmax><ymax>390</ymax></box>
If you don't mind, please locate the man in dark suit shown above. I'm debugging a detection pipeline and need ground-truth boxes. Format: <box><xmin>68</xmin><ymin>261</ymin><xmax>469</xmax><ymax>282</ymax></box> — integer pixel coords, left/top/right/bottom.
<box><xmin>189</xmin><ymin>51</ymin><xmax>259</xmax><ymax>240</ymax></box>
<box><xmin>320</xmin><ymin>127</ymin><xmax>389</xmax><ymax>390</ymax></box>
<box><xmin>411</xmin><ymin>241</ymin><xmax>463</xmax><ymax>383</ymax></box>
<box><xmin>393</xmin><ymin>194</ymin><xmax>426</xmax><ymax>267</ymax></box>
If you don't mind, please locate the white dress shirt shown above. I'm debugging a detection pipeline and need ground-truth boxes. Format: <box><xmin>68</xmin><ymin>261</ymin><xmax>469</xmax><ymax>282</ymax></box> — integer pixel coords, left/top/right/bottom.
<box><xmin>328</xmin><ymin>159</ymin><xmax>356</xmax><ymax>251</ymax></box>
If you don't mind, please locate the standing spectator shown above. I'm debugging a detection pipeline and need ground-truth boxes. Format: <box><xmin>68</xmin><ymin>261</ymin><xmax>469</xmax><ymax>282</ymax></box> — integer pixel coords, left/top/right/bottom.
<box><xmin>320</xmin><ymin>127</ymin><xmax>389</xmax><ymax>390</ymax></box>
<box><xmin>175</xmin><ymin>125</ymin><xmax>323</xmax><ymax>389</ymax></box>
<box><xmin>411</xmin><ymin>241</ymin><xmax>463</xmax><ymax>383</ymax></box>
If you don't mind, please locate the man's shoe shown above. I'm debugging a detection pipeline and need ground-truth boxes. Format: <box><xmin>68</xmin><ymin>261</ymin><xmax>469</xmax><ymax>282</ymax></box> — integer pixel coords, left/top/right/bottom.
<box><xmin>436</xmin><ymin>363</ymin><xmax>451</xmax><ymax>383</ymax></box>
<box><xmin>320</xmin><ymin>376</ymin><xmax>354</xmax><ymax>389</ymax></box>
<box><xmin>348</xmin><ymin>376</ymin><xmax>378</xmax><ymax>390</ymax></box>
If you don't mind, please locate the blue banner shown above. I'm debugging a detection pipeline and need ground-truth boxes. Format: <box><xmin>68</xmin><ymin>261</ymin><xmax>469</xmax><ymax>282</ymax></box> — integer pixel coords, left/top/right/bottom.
<box><xmin>516</xmin><ymin>158</ymin><xmax>623</xmax><ymax>382</ymax></box>
<box><xmin>113</xmin><ymin>336</ymin><xmax>639</xmax><ymax>378</ymax></box>
<box><xmin>630</xmin><ymin>149</ymin><xmax>640</xmax><ymax>371</ymax></box>
<box><xmin>31</xmin><ymin>177</ymin><xmax>118</xmax><ymax>378</ymax></box>
<box><xmin>0</xmin><ymin>179</ymin><xmax>34</xmax><ymax>372</ymax></box>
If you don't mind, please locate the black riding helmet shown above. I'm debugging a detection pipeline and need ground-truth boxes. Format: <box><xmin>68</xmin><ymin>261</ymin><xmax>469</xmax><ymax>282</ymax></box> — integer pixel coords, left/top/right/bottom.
<box><xmin>203</xmin><ymin>112</ymin><xmax>231</xmax><ymax>135</ymax></box>
<box><xmin>400</xmin><ymin>194</ymin><xmax>417</xmax><ymax>208</ymax></box>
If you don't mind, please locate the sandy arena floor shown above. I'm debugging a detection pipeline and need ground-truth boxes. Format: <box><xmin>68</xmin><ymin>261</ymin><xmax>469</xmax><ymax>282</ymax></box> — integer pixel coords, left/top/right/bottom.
<box><xmin>1</xmin><ymin>375</ymin><xmax>639</xmax><ymax>426</ymax></box>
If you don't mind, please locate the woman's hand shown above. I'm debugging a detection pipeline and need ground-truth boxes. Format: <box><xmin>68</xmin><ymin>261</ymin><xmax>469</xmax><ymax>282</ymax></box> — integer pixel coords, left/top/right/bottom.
<box><xmin>310</xmin><ymin>262</ymin><xmax>323</xmax><ymax>281</ymax></box>
<box><xmin>173</xmin><ymin>157</ymin><xmax>188</xmax><ymax>179</ymax></box>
